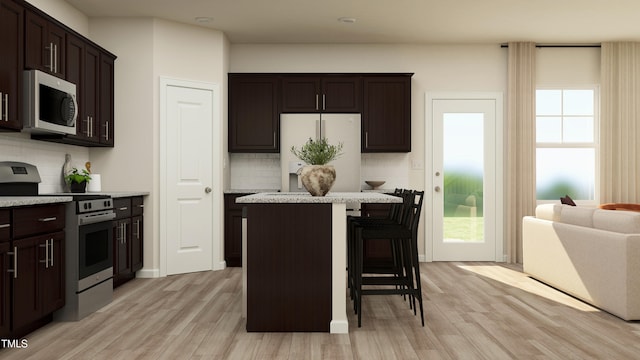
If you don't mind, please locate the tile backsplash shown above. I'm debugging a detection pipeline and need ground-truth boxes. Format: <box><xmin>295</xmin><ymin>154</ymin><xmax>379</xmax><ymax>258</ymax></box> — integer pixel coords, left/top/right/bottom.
<box><xmin>0</xmin><ymin>133</ymin><xmax>89</xmax><ymax>194</ymax></box>
<box><xmin>229</xmin><ymin>152</ymin><xmax>410</xmax><ymax>191</ymax></box>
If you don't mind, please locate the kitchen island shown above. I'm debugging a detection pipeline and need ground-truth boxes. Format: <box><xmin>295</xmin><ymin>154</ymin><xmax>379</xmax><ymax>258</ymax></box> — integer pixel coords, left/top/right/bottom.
<box><xmin>236</xmin><ymin>192</ymin><xmax>401</xmax><ymax>333</ymax></box>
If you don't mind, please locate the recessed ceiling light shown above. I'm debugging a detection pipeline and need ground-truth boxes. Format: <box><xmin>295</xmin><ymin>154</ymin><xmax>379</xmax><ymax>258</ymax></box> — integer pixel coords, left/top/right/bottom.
<box><xmin>195</xmin><ymin>17</ymin><xmax>213</xmax><ymax>23</ymax></box>
<box><xmin>338</xmin><ymin>17</ymin><xmax>356</xmax><ymax>24</ymax></box>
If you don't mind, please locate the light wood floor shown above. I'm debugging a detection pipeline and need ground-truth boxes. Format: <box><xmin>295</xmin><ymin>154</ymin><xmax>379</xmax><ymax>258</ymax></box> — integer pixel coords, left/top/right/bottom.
<box><xmin>3</xmin><ymin>262</ymin><xmax>640</xmax><ymax>359</ymax></box>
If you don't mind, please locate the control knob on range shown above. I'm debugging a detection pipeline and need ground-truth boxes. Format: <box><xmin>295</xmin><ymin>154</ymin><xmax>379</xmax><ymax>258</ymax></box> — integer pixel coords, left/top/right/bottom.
<box><xmin>84</xmin><ymin>202</ymin><xmax>92</xmax><ymax>210</ymax></box>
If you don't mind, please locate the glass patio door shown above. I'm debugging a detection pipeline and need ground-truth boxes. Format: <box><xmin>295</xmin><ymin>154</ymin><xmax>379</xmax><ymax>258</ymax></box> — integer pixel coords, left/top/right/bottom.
<box><xmin>431</xmin><ymin>98</ymin><xmax>498</xmax><ymax>261</ymax></box>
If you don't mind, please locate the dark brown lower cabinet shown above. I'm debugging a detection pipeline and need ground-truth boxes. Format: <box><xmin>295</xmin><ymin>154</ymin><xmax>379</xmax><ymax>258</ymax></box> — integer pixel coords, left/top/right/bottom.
<box><xmin>224</xmin><ymin>194</ymin><xmax>249</xmax><ymax>267</ymax></box>
<box><xmin>113</xmin><ymin>196</ymin><xmax>144</xmax><ymax>288</ymax></box>
<box><xmin>246</xmin><ymin>203</ymin><xmax>331</xmax><ymax>332</ymax></box>
<box><xmin>0</xmin><ymin>241</ymin><xmax>11</xmax><ymax>338</ymax></box>
<box><xmin>12</xmin><ymin>231</ymin><xmax>65</xmax><ymax>334</ymax></box>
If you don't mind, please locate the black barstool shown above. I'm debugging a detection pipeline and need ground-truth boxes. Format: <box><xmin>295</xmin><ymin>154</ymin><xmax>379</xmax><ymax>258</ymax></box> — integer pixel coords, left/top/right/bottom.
<box><xmin>352</xmin><ymin>190</ymin><xmax>425</xmax><ymax>327</ymax></box>
<box><xmin>347</xmin><ymin>189</ymin><xmax>405</xmax><ymax>300</ymax></box>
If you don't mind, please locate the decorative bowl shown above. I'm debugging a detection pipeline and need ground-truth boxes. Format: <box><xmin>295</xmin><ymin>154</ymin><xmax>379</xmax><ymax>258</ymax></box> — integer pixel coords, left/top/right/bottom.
<box><xmin>365</xmin><ymin>180</ymin><xmax>386</xmax><ymax>189</ymax></box>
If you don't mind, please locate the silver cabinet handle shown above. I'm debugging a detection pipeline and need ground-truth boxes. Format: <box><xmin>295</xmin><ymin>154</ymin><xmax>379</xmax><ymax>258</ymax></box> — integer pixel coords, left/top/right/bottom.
<box><xmin>273</xmin><ymin>132</ymin><xmax>276</xmax><ymax>149</ymax></box>
<box><xmin>40</xmin><ymin>240</ymin><xmax>49</xmax><ymax>268</ymax></box>
<box><xmin>124</xmin><ymin>222</ymin><xmax>127</xmax><ymax>244</ymax></box>
<box><xmin>46</xmin><ymin>42</ymin><xmax>54</xmax><ymax>71</ymax></box>
<box><xmin>104</xmin><ymin>122</ymin><xmax>110</xmax><ymax>141</ymax></box>
<box><xmin>8</xmin><ymin>247</ymin><xmax>17</xmax><ymax>278</ymax></box>
<box><xmin>315</xmin><ymin>94</ymin><xmax>319</xmax><ymax>111</ymax></box>
<box><xmin>205</xmin><ymin>187</ymin><xmax>212</xmax><ymax>194</ymax></box>
<box><xmin>0</xmin><ymin>223</ymin><xmax>9</xmax><ymax>229</ymax></box>
<box><xmin>3</xmin><ymin>93</ymin><xmax>7</xmax><ymax>122</ymax></box>
<box><xmin>365</xmin><ymin>132</ymin><xmax>369</xmax><ymax>148</ymax></box>
<box><xmin>135</xmin><ymin>220</ymin><xmax>141</xmax><ymax>239</ymax></box>
<box><xmin>50</xmin><ymin>238</ymin><xmax>54</xmax><ymax>267</ymax></box>
<box><xmin>38</xmin><ymin>217</ymin><xmax>57</xmax><ymax>222</ymax></box>
<box><xmin>54</xmin><ymin>44</ymin><xmax>58</xmax><ymax>73</ymax></box>
<box><xmin>0</xmin><ymin>91</ymin><xmax>3</xmax><ymax>121</ymax></box>
<box><xmin>322</xmin><ymin>94</ymin><xmax>326</xmax><ymax>110</ymax></box>
<box><xmin>119</xmin><ymin>207</ymin><xmax>128</xmax><ymax>211</ymax></box>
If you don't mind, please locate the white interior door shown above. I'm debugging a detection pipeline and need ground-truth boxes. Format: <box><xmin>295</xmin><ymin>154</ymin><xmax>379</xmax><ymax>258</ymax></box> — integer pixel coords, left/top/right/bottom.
<box><xmin>162</xmin><ymin>80</ymin><xmax>215</xmax><ymax>275</ymax></box>
<box><xmin>429</xmin><ymin>95</ymin><xmax>503</xmax><ymax>261</ymax></box>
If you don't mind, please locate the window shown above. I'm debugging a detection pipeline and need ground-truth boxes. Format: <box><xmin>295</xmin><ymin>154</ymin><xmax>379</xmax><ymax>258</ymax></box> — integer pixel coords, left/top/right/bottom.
<box><xmin>535</xmin><ymin>88</ymin><xmax>598</xmax><ymax>203</ymax></box>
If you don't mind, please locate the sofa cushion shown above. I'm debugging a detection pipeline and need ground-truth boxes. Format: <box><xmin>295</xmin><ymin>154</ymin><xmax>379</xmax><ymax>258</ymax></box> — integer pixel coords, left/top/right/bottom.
<box><xmin>593</xmin><ymin>209</ymin><xmax>640</xmax><ymax>234</ymax></box>
<box><xmin>535</xmin><ymin>204</ymin><xmax>562</xmax><ymax>221</ymax></box>
<box><xmin>558</xmin><ymin>206</ymin><xmax>596</xmax><ymax>228</ymax></box>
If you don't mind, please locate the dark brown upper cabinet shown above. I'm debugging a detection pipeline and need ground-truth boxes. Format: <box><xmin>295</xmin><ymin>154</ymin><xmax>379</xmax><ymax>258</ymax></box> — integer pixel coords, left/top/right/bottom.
<box><xmin>362</xmin><ymin>75</ymin><xmax>411</xmax><ymax>152</ymax></box>
<box><xmin>66</xmin><ymin>34</ymin><xmax>100</xmax><ymax>143</ymax></box>
<box><xmin>281</xmin><ymin>75</ymin><xmax>361</xmax><ymax>113</ymax></box>
<box><xmin>0</xmin><ymin>0</ymin><xmax>24</xmax><ymax>131</ymax></box>
<box><xmin>24</xmin><ymin>9</ymin><xmax>66</xmax><ymax>78</ymax></box>
<box><xmin>229</xmin><ymin>74</ymin><xmax>280</xmax><ymax>153</ymax></box>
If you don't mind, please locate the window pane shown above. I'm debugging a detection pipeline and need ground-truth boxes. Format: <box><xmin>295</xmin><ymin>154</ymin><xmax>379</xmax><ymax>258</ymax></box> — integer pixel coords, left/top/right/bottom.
<box><xmin>536</xmin><ymin>90</ymin><xmax>561</xmax><ymax>115</ymax></box>
<box><xmin>536</xmin><ymin>116</ymin><xmax>562</xmax><ymax>142</ymax></box>
<box><xmin>563</xmin><ymin>90</ymin><xmax>594</xmax><ymax>116</ymax></box>
<box><xmin>563</xmin><ymin>117</ymin><xmax>594</xmax><ymax>142</ymax></box>
<box><xmin>536</xmin><ymin>148</ymin><xmax>595</xmax><ymax>200</ymax></box>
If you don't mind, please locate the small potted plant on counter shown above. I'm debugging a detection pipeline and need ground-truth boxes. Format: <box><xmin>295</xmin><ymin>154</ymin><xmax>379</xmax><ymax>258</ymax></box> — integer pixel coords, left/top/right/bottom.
<box><xmin>65</xmin><ymin>167</ymin><xmax>91</xmax><ymax>193</ymax></box>
<box><xmin>290</xmin><ymin>137</ymin><xmax>343</xmax><ymax>196</ymax></box>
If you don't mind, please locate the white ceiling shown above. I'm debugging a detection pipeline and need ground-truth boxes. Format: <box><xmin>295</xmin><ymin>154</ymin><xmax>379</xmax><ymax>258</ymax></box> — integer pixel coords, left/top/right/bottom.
<box><xmin>64</xmin><ymin>0</ymin><xmax>640</xmax><ymax>44</ymax></box>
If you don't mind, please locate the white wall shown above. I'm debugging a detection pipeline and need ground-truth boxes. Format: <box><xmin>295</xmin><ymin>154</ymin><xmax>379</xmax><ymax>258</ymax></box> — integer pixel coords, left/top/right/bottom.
<box><xmin>88</xmin><ymin>17</ymin><xmax>228</xmax><ymax>275</ymax></box>
<box><xmin>25</xmin><ymin>0</ymin><xmax>89</xmax><ymax>36</ymax></box>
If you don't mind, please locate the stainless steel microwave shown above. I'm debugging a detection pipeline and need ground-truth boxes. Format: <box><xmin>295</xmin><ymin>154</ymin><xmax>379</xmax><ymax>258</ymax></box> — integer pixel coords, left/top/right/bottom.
<box><xmin>23</xmin><ymin>69</ymin><xmax>78</xmax><ymax>135</ymax></box>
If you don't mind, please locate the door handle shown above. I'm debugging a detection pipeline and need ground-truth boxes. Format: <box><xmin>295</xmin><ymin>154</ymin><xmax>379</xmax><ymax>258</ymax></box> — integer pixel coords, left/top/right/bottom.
<box><xmin>205</xmin><ymin>187</ymin><xmax>212</xmax><ymax>194</ymax></box>
<box><xmin>434</xmin><ymin>186</ymin><xmax>441</xmax><ymax>192</ymax></box>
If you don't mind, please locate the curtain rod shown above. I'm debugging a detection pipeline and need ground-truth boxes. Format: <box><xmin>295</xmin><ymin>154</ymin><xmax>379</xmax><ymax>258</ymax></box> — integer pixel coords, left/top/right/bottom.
<box><xmin>500</xmin><ymin>43</ymin><xmax>601</xmax><ymax>48</ymax></box>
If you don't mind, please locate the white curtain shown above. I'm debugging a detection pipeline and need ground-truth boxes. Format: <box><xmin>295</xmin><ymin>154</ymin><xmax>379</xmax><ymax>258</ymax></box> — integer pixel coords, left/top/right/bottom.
<box><xmin>506</xmin><ymin>42</ymin><xmax>537</xmax><ymax>263</ymax></box>
<box><xmin>600</xmin><ymin>42</ymin><xmax>640</xmax><ymax>203</ymax></box>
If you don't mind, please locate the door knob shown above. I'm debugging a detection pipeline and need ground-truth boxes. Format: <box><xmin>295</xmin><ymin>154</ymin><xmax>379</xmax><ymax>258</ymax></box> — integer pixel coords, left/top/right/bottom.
<box><xmin>434</xmin><ymin>186</ymin><xmax>441</xmax><ymax>192</ymax></box>
<box><xmin>205</xmin><ymin>187</ymin><xmax>212</xmax><ymax>194</ymax></box>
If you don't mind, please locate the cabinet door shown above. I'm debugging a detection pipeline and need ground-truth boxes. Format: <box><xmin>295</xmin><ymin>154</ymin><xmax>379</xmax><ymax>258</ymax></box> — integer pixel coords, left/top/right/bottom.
<box><xmin>281</xmin><ymin>76</ymin><xmax>320</xmax><ymax>113</ymax></box>
<box><xmin>0</xmin><ymin>242</ymin><xmax>10</xmax><ymax>337</ymax></box>
<box><xmin>99</xmin><ymin>52</ymin><xmax>115</xmax><ymax>146</ymax></box>
<box><xmin>66</xmin><ymin>35</ymin><xmax>100</xmax><ymax>143</ymax></box>
<box><xmin>224</xmin><ymin>194</ymin><xmax>247</xmax><ymax>267</ymax></box>
<box><xmin>114</xmin><ymin>219</ymin><xmax>131</xmax><ymax>278</ymax></box>
<box><xmin>228</xmin><ymin>74</ymin><xmax>279</xmax><ymax>152</ymax></box>
<box><xmin>0</xmin><ymin>0</ymin><xmax>24</xmax><ymax>130</ymax></box>
<box><xmin>362</xmin><ymin>76</ymin><xmax>411</xmax><ymax>152</ymax></box>
<box><xmin>12</xmin><ymin>236</ymin><xmax>40</xmax><ymax>331</ymax></box>
<box><xmin>24</xmin><ymin>10</ymin><xmax>65</xmax><ymax>77</ymax></box>
<box><xmin>39</xmin><ymin>231</ymin><xmax>65</xmax><ymax>315</ymax></box>
<box><xmin>131</xmin><ymin>215</ymin><xmax>143</xmax><ymax>273</ymax></box>
<box><xmin>321</xmin><ymin>76</ymin><xmax>361</xmax><ymax>113</ymax></box>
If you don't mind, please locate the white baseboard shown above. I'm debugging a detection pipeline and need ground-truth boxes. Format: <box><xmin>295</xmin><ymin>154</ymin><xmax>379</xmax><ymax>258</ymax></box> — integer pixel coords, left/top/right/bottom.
<box><xmin>136</xmin><ymin>268</ymin><xmax>161</xmax><ymax>278</ymax></box>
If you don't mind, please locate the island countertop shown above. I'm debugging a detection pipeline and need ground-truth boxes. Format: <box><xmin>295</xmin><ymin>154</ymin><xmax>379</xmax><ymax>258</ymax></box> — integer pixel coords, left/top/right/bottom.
<box><xmin>236</xmin><ymin>191</ymin><xmax>402</xmax><ymax>204</ymax></box>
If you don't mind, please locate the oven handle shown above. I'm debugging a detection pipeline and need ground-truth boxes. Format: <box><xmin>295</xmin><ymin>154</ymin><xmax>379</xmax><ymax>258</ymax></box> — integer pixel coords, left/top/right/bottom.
<box><xmin>79</xmin><ymin>211</ymin><xmax>116</xmax><ymax>225</ymax></box>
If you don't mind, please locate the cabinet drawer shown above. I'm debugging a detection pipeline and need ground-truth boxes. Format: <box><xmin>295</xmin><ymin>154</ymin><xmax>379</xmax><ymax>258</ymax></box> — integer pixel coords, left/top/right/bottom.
<box><xmin>131</xmin><ymin>197</ymin><xmax>144</xmax><ymax>216</ymax></box>
<box><xmin>0</xmin><ymin>210</ymin><xmax>10</xmax><ymax>243</ymax></box>
<box><xmin>13</xmin><ymin>204</ymin><xmax>65</xmax><ymax>239</ymax></box>
<box><xmin>113</xmin><ymin>198</ymin><xmax>132</xmax><ymax>219</ymax></box>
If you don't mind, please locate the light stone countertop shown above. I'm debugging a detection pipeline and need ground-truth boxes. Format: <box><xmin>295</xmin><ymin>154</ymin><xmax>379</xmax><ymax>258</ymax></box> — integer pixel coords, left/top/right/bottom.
<box><xmin>0</xmin><ymin>196</ymin><xmax>73</xmax><ymax>208</ymax></box>
<box><xmin>41</xmin><ymin>191</ymin><xmax>150</xmax><ymax>198</ymax></box>
<box><xmin>235</xmin><ymin>192</ymin><xmax>402</xmax><ymax>204</ymax></box>
<box><xmin>224</xmin><ymin>189</ymin><xmax>280</xmax><ymax>194</ymax></box>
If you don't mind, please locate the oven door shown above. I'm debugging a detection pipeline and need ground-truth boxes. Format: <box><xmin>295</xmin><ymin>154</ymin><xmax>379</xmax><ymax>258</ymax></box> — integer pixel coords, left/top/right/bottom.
<box><xmin>78</xmin><ymin>219</ymin><xmax>113</xmax><ymax>280</ymax></box>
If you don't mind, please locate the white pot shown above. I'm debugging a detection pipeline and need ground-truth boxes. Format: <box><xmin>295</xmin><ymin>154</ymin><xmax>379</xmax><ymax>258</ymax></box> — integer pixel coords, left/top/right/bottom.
<box><xmin>299</xmin><ymin>165</ymin><xmax>336</xmax><ymax>196</ymax></box>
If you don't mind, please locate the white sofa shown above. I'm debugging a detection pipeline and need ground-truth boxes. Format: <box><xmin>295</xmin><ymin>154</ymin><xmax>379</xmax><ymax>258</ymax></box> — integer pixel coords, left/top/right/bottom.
<box><xmin>522</xmin><ymin>204</ymin><xmax>640</xmax><ymax>320</ymax></box>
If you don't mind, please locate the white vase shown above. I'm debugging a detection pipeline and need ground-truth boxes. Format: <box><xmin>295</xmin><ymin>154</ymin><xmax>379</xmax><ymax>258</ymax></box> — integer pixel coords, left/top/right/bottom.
<box><xmin>299</xmin><ymin>165</ymin><xmax>336</xmax><ymax>196</ymax></box>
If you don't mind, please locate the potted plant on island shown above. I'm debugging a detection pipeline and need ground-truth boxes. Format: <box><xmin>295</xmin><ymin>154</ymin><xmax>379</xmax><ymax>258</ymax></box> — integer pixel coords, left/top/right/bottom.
<box><xmin>290</xmin><ymin>137</ymin><xmax>343</xmax><ymax>196</ymax></box>
<box><xmin>65</xmin><ymin>167</ymin><xmax>91</xmax><ymax>193</ymax></box>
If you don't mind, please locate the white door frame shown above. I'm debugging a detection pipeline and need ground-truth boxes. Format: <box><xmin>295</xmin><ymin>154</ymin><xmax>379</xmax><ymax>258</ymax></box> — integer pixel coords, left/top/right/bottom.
<box><xmin>425</xmin><ymin>92</ymin><xmax>504</xmax><ymax>262</ymax></box>
<box><xmin>159</xmin><ymin>77</ymin><xmax>225</xmax><ymax>277</ymax></box>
